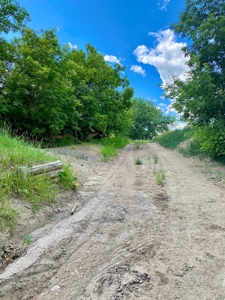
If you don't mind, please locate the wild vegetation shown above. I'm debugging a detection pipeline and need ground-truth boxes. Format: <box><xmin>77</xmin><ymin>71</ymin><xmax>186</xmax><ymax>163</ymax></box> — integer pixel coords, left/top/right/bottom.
<box><xmin>153</xmin><ymin>127</ymin><xmax>193</xmax><ymax>149</ymax></box>
<box><xmin>0</xmin><ymin>128</ymin><xmax>77</xmax><ymax>232</ymax></box>
<box><xmin>162</xmin><ymin>0</ymin><xmax>225</xmax><ymax>157</ymax></box>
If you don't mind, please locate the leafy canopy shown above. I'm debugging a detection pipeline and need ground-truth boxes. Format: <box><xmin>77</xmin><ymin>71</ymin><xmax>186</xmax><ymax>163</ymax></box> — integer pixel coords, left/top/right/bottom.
<box><xmin>163</xmin><ymin>0</ymin><xmax>225</xmax><ymax>155</ymax></box>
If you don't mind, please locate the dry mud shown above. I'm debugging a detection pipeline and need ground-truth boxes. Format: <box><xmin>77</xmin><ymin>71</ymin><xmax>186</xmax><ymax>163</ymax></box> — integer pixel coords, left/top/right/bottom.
<box><xmin>1</xmin><ymin>143</ymin><xmax>225</xmax><ymax>300</ymax></box>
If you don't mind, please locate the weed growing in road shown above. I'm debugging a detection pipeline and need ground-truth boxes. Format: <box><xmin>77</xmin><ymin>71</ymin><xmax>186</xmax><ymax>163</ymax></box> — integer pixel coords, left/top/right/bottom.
<box><xmin>215</xmin><ymin>169</ymin><xmax>222</xmax><ymax>179</ymax></box>
<box><xmin>134</xmin><ymin>141</ymin><xmax>141</xmax><ymax>149</ymax></box>
<box><xmin>156</xmin><ymin>169</ymin><xmax>165</xmax><ymax>185</ymax></box>
<box><xmin>153</xmin><ymin>154</ymin><xmax>158</xmax><ymax>164</ymax></box>
<box><xmin>71</xmin><ymin>145</ymin><xmax>77</xmax><ymax>150</ymax></box>
<box><xmin>22</xmin><ymin>234</ymin><xmax>32</xmax><ymax>246</ymax></box>
<box><xmin>135</xmin><ymin>158</ymin><xmax>143</xmax><ymax>165</ymax></box>
<box><xmin>101</xmin><ymin>145</ymin><xmax>117</xmax><ymax>161</ymax></box>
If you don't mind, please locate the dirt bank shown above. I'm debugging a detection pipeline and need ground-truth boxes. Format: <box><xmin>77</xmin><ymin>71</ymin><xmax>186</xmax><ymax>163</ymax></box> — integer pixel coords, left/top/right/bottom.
<box><xmin>1</xmin><ymin>143</ymin><xmax>225</xmax><ymax>300</ymax></box>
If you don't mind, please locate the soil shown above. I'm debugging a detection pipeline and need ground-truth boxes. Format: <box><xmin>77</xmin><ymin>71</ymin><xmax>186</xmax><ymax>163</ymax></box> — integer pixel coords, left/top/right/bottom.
<box><xmin>1</xmin><ymin>143</ymin><xmax>225</xmax><ymax>300</ymax></box>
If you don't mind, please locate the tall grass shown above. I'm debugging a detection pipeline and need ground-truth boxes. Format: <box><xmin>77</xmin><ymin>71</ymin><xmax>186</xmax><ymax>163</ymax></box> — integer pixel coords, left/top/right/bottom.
<box><xmin>0</xmin><ymin>128</ymin><xmax>74</xmax><ymax>232</ymax></box>
<box><xmin>100</xmin><ymin>137</ymin><xmax>129</xmax><ymax>161</ymax></box>
<box><xmin>153</xmin><ymin>127</ymin><xmax>193</xmax><ymax>149</ymax></box>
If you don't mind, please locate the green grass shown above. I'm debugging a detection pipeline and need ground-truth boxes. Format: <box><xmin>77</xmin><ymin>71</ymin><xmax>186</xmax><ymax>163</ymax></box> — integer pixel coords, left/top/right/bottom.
<box><xmin>0</xmin><ymin>128</ymin><xmax>76</xmax><ymax>232</ymax></box>
<box><xmin>100</xmin><ymin>137</ymin><xmax>129</xmax><ymax>161</ymax></box>
<box><xmin>101</xmin><ymin>145</ymin><xmax>118</xmax><ymax>161</ymax></box>
<box><xmin>153</xmin><ymin>154</ymin><xmax>158</xmax><ymax>164</ymax></box>
<box><xmin>135</xmin><ymin>158</ymin><xmax>143</xmax><ymax>165</ymax></box>
<box><xmin>100</xmin><ymin>137</ymin><xmax>130</xmax><ymax>149</ymax></box>
<box><xmin>156</xmin><ymin>170</ymin><xmax>165</xmax><ymax>185</ymax></box>
<box><xmin>153</xmin><ymin>127</ymin><xmax>193</xmax><ymax>149</ymax></box>
<box><xmin>178</xmin><ymin>139</ymin><xmax>202</xmax><ymax>157</ymax></box>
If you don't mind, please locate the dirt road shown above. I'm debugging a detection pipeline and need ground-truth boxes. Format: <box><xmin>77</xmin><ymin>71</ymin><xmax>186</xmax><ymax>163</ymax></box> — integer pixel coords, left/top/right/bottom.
<box><xmin>1</xmin><ymin>143</ymin><xmax>225</xmax><ymax>299</ymax></box>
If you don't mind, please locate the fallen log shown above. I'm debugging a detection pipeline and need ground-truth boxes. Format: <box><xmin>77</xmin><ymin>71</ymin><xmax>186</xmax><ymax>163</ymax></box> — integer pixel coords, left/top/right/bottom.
<box><xmin>17</xmin><ymin>160</ymin><xmax>63</xmax><ymax>179</ymax></box>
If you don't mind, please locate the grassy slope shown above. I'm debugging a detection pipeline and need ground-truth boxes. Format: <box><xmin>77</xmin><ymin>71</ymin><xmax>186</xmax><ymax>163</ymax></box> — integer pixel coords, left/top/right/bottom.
<box><xmin>0</xmin><ymin>129</ymin><xmax>75</xmax><ymax>232</ymax></box>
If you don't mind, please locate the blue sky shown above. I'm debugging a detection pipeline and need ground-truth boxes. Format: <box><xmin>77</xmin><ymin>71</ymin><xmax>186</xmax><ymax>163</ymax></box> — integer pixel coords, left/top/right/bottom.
<box><xmin>8</xmin><ymin>0</ymin><xmax>189</xmax><ymax>120</ymax></box>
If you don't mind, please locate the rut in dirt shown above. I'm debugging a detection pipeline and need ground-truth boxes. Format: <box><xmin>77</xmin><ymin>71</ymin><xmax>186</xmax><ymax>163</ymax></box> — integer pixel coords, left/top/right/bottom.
<box><xmin>1</xmin><ymin>143</ymin><xmax>225</xmax><ymax>300</ymax></box>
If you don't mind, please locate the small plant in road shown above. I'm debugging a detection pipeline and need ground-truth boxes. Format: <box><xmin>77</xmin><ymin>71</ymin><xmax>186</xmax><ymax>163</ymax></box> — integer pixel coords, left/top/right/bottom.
<box><xmin>22</xmin><ymin>234</ymin><xmax>32</xmax><ymax>246</ymax></box>
<box><xmin>156</xmin><ymin>170</ymin><xmax>165</xmax><ymax>185</ymax></box>
<box><xmin>153</xmin><ymin>154</ymin><xmax>158</xmax><ymax>164</ymax></box>
<box><xmin>135</xmin><ymin>158</ymin><xmax>142</xmax><ymax>165</ymax></box>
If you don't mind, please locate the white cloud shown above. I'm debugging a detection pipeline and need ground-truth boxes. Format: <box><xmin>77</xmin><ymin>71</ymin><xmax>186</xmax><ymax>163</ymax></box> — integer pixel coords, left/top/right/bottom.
<box><xmin>134</xmin><ymin>29</ymin><xmax>189</xmax><ymax>86</ymax></box>
<box><xmin>104</xmin><ymin>55</ymin><xmax>121</xmax><ymax>64</ymax></box>
<box><xmin>170</xmin><ymin>121</ymin><xmax>187</xmax><ymax>130</ymax></box>
<box><xmin>130</xmin><ymin>65</ymin><xmax>146</xmax><ymax>76</ymax></box>
<box><xmin>157</xmin><ymin>101</ymin><xmax>178</xmax><ymax>115</ymax></box>
<box><xmin>67</xmin><ymin>42</ymin><xmax>78</xmax><ymax>49</ymax></box>
<box><xmin>158</xmin><ymin>0</ymin><xmax>171</xmax><ymax>10</ymax></box>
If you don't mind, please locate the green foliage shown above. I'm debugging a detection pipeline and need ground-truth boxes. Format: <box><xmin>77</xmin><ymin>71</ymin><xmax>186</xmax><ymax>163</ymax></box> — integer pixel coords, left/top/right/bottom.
<box><xmin>194</xmin><ymin>124</ymin><xmax>225</xmax><ymax>156</ymax></box>
<box><xmin>0</xmin><ymin>0</ymin><xmax>30</xmax><ymax>34</ymax></box>
<box><xmin>0</xmin><ymin>128</ymin><xmax>55</xmax><ymax>168</ymax></box>
<box><xmin>100</xmin><ymin>137</ymin><xmax>129</xmax><ymax>161</ymax></box>
<box><xmin>134</xmin><ymin>141</ymin><xmax>141</xmax><ymax>149</ymax></box>
<box><xmin>178</xmin><ymin>139</ymin><xmax>202</xmax><ymax>157</ymax></box>
<box><xmin>0</xmin><ymin>199</ymin><xmax>19</xmax><ymax>233</ymax></box>
<box><xmin>135</xmin><ymin>158</ymin><xmax>142</xmax><ymax>165</ymax></box>
<box><xmin>153</xmin><ymin>155</ymin><xmax>158</xmax><ymax>164</ymax></box>
<box><xmin>100</xmin><ymin>137</ymin><xmax>129</xmax><ymax>149</ymax></box>
<box><xmin>163</xmin><ymin>0</ymin><xmax>225</xmax><ymax>156</ymax></box>
<box><xmin>0</xmin><ymin>128</ymin><xmax>69</xmax><ymax>231</ymax></box>
<box><xmin>22</xmin><ymin>234</ymin><xmax>32</xmax><ymax>246</ymax></box>
<box><xmin>155</xmin><ymin>169</ymin><xmax>165</xmax><ymax>185</ymax></box>
<box><xmin>58</xmin><ymin>165</ymin><xmax>78</xmax><ymax>190</ymax></box>
<box><xmin>101</xmin><ymin>145</ymin><xmax>117</xmax><ymax>162</ymax></box>
<box><xmin>129</xmin><ymin>98</ymin><xmax>175</xmax><ymax>140</ymax></box>
<box><xmin>56</xmin><ymin>138</ymin><xmax>77</xmax><ymax>147</ymax></box>
<box><xmin>0</xmin><ymin>0</ymin><xmax>30</xmax><ymax>62</ymax></box>
<box><xmin>0</xmin><ymin>27</ymin><xmax>134</xmax><ymax>140</ymax></box>
<box><xmin>154</xmin><ymin>127</ymin><xmax>193</xmax><ymax>149</ymax></box>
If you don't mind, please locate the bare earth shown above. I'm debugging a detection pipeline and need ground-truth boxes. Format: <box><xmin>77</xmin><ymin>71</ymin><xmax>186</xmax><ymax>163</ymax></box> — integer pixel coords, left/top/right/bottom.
<box><xmin>1</xmin><ymin>143</ymin><xmax>225</xmax><ymax>300</ymax></box>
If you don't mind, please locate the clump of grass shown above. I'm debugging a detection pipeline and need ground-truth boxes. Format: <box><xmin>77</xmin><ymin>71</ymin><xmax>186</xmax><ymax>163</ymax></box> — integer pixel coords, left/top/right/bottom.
<box><xmin>134</xmin><ymin>141</ymin><xmax>141</xmax><ymax>149</ymax></box>
<box><xmin>100</xmin><ymin>137</ymin><xmax>129</xmax><ymax>161</ymax></box>
<box><xmin>71</xmin><ymin>145</ymin><xmax>77</xmax><ymax>150</ymax></box>
<box><xmin>101</xmin><ymin>145</ymin><xmax>117</xmax><ymax>161</ymax></box>
<box><xmin>22</xmin><ymin>234</ymin><xmax>32</xmax><ymax>246</ymax></box>
<box><xmin>135</xmin><ymin>158</ymin><xmax>143</xmax><ymax>165</ymax></box>
<box><xmin>58</xmin><ymin>165</ymin><xmax>78</xmax><ymax>190</ymax></box>
<box><xmin>153</xmin><ymin>127</ymin><xmax>193</xmax><ymax>149</ymax></box>
<box><xmin>156</xmin><ymin>170</ymin><xmax>165</xmax><ymax>185</ymax></box>
<box><xmin>153</xmin><ymin>154</ymin><xmax>158</xmax><ymax>164</ymax></box>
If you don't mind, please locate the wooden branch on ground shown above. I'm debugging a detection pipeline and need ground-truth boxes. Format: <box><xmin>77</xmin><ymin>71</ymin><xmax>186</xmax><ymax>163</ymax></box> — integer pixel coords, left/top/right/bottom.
<box><xmin>71</xmin><ymin>204</ymin><xmax>78</xmax><ymax>215</ymax></box>
<box><xmin>17</xmin><ymin>160</ymin><xmax>63</xmax><ymax>179</ymax></box>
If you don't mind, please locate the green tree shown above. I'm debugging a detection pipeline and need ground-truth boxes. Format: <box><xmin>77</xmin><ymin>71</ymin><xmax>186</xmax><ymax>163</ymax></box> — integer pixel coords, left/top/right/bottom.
<box><xmin>0</xmin><ymin>0</ymin><xmax>30</xmax><ymax>60</ymax></box>
<box><xmin>129</xmin><ymin>98</ymin><xmax>174</xmax><ymax>140</ymax></box>
<box><xmin>0</xmin><ymin>0</ymin><xmax>29</xmax><ymax>34</ymax></box>
<box><xmin>67</xmin><ymin>44</ymin><xmax>134</xmax><ymax>139</ymax></box>
<box><xmin>163</xmin><ymin>0</ymin><xmax>225</xmax><ymax>155</ymax></box>
<box><xmin>1</xmin><ymin>29</ymin><xmax>79</xmax><ymax>137</ymax></box>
